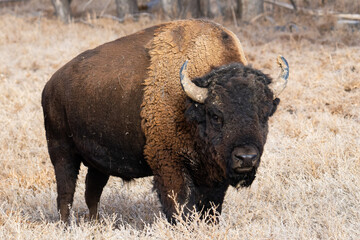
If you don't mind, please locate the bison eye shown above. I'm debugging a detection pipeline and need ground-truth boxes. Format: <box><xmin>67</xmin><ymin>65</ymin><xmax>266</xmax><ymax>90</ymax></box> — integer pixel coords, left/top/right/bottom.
<box><xmin>210</xmin><ymin>114</ymin><xmax>223</xmax><ymax>129</ymax></box>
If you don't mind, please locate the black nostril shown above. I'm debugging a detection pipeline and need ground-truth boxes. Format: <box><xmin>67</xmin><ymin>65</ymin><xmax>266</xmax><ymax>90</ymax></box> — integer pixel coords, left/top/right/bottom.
<box><xmin>232</xmin><ymin>145</ymin><xmax>259</xmax><ymax>169</ymax></box>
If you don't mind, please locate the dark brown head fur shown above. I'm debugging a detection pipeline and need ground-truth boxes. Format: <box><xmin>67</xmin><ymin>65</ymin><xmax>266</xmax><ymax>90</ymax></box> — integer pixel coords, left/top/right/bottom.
<box><xmin>185</xmin><ymin>63</ymin><xmax>280</xmax><ymax>189</ymax></box>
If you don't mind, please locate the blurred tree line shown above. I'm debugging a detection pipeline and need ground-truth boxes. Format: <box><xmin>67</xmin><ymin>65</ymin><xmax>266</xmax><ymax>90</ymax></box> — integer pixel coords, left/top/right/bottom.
<box><xmin>51</xmin><ymin>0</ymin><xmax>265</xmax><ymax>23</ymax></box>
<box><xmin>51</xmin><ymin>0</ymin><xmax>360</xmax><ymax>24</ymax></box>
<box><xmin>152</xmin><ymin>0</ymin><xmax>263</xmax><ymax>21</ymax></box>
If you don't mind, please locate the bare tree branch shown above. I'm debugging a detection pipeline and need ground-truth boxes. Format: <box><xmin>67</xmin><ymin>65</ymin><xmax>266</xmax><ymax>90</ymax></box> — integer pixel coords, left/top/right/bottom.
<box><xmin>264</xmin><ymin>0</ymin><xmax>360</xmax><ymax>21</ymax></box>
<box><xmin>288</xmin><ymin>0</ymin><xmax>297</xmax><ymax>11</ymax></box>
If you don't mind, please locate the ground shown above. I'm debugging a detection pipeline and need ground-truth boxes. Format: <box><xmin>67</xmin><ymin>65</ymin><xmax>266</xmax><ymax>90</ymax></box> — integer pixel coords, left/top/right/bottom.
<box><xmin>0</xmin><ymin>1</ymin><xmax>359</xmax><ymax>239</ymax></box>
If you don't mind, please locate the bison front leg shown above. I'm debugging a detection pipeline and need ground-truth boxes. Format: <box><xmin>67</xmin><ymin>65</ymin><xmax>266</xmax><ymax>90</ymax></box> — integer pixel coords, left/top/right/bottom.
<box><xmin>154</xmin><ymin>173</ymin><xmax>188</xmax><ymax>224</ymax></box>
<box><xmin>85</xmin><ymin>167</ymin><xmax>109</xmax><ymax>220</ymax></box>
<box><xmin>154</xmin><ymin>173</ymin><xmax>227</xmax><ymax>224</ymax></box>
<box><xmin>195</xmin><ymin>184</ymin><xmax>228</xmax><ymax>224</ymax></box>
<box><xmin>153</xmin><ymin>168</ymin><xmax>197</xmax><ymax>224</ymax></box>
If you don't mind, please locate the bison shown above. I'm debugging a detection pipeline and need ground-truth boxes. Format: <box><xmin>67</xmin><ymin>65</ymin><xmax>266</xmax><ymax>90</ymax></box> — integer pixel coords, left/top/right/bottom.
<box><xmin>42</xmin><ymin>19</ymin><xmax>289</xmax><ymax>223</ymax></box>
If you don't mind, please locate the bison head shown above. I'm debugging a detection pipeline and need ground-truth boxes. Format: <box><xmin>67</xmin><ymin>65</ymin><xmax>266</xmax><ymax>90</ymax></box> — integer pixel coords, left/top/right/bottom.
<box><xmin>180</xmin><ymin>56</ymin><xmax>289</xmax><ymax>188</ymax></box>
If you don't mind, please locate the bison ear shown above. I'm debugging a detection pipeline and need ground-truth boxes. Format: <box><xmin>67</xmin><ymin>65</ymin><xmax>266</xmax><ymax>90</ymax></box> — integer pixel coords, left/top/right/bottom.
<box><xmin>180</xmin><ymin>61</ymin><xmax>209</xmax><ymax>104</ymax></box>
<box><xmin>185</xmin><ymin>102</ymin><xmax>206</xmax><ymax>123</ymax></box>
<box><xmin>269</xmin><ymin>98</ymin><xmax>280</xmax><ymax>117</ymax></box>
<box><xmin>192</xmin><ymin>75</ymin><xmax>213</xmax><ymax>88</ymax></box>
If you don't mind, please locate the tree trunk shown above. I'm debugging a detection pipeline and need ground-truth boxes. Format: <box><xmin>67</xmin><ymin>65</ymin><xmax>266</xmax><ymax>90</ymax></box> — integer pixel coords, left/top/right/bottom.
<box><xmin>180</xmin><ymin>0</ymin><xmax>200</xmax><ymax>18</ymax></box>
<box><xmin>161</xmin><ymin>0</ymin><xmax>180</xmax><ymax>18</ymax></box>
<box><xmin>240</xmin><ymin>0</ymin><xmax>264</xmax><ymax>21</ymax></box>
<box><xmin>198</xmin><ymin>0</ymin><xmax>223</xmax><ymax>18</ymax></box>
<box><xmin>51</xmin><ymin>0</ymin><xmax>71</xmax><ymax>23</ymax></box>
<box><xmin>115</xmin><ymin>0</ymin><xmax>139</xmax><ymax>19</ymax></box>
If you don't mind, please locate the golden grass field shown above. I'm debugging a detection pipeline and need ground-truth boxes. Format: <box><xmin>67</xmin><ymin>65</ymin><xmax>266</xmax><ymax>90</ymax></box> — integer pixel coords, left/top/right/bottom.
<box><xmin>1</xmin><ymin>1</ymin><xmax>360</xmax><ymax>239</ymax></box>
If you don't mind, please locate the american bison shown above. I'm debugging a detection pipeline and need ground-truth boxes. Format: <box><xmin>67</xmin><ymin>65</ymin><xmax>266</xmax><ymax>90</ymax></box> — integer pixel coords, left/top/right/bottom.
<box><xmin>42</xmin><ymin>19</ymin><xmax>289</xmax><ymax>223</ymax></box>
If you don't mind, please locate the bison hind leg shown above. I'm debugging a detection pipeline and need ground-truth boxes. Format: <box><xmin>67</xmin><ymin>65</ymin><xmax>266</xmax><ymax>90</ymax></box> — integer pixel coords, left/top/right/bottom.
<box><xmin>85</xmin><ymin>167</ymin><xmax>109</xmax><ymax>220</ymax></box>
<box><xmin>48</xmin><ymin>141</ymin><xmax>82</xmax><ymax>223</ymax></box>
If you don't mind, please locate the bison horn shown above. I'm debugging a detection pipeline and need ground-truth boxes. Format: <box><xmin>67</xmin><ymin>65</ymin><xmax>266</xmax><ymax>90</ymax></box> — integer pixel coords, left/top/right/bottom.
<box><xmin>269</xmin><ymin>55</ymin><xmax>289</xmax><ymax>98</ymax></box>
<box><xmin>180</xmin><ymin>60</ymin><xmax>208</xmax><ymax>103</ymax></box>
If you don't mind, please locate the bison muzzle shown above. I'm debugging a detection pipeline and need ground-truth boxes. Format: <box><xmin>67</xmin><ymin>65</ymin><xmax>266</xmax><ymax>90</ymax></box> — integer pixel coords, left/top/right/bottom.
<box><xmin>41</xmin><ymin>19</ymin><xmax>289</xmax><ymax>223</ymax></box>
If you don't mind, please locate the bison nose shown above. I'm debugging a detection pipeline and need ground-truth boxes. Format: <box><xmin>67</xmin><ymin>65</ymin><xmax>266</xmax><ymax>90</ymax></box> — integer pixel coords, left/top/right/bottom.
<box><xmin>232</xmin><ymin>146</ymin><xmax>259</xmax><ymax>172</ymax></box>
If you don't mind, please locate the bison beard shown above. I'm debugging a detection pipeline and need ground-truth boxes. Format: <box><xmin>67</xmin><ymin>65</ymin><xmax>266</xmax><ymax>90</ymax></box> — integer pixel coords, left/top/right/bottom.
<box><xmin>229</xmin><ymin>168</ymin><xmax>257</xmax><ymax>187</ymax></box>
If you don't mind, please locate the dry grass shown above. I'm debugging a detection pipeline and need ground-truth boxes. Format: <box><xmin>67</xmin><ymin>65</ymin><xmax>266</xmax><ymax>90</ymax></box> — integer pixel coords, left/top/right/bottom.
<box><xmin>1</xmin><ymin>1</ymin><xmax>360</xmax><ymax>239</ymax></box>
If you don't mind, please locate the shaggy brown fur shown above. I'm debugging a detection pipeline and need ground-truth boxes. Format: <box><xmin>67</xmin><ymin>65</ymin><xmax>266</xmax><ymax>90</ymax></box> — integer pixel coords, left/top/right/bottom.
<box><xmin>42</xmin><ymin>19</ymin><xmax>248</xmax><ymax>223</ymax></box>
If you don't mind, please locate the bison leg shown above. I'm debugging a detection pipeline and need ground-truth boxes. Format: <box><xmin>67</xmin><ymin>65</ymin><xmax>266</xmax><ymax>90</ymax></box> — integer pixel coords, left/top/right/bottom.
<box><xmin>154</xmin><ymin>176</ymin><xmax>181</xmax><ymax>224</ymax></box>
<box><xmin>48</xmin><ymin>142</ymin><xmax>81</xmax><ymax>223</ymax></box>
<box><xmin>196</xmin><ymin>185</ymin><xmax>228</xmax><ymax>224</ymax></box>
<box><xmin>85</xmin><ymin>167</ymin><xmax>109</xmax><ymax>220</ymax></box>
<box><xmin>153</xmin><ymin>170</ymin><xmax>196</xmax><ymax>224</ymax></box>
<box><xmin>154</xmin><ymin>169</ymin><xmax>228</xmax><ymax>224</ymax></box>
